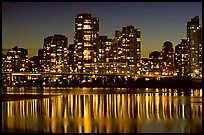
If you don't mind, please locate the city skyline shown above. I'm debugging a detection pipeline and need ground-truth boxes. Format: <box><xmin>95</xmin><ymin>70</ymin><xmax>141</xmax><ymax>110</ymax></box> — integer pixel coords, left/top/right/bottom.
<box><xmin>2</xmin><ymin>2</ymin><xmax>202</xmax><ymax>58</ymax></box>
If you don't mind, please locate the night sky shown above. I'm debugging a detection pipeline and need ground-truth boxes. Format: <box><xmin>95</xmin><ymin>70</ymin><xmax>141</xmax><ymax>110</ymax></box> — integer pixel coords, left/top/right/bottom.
<box><xmin>2</xmin><ymin>2</ymin><xmax>202</xmax><ymax>58</ymax></box>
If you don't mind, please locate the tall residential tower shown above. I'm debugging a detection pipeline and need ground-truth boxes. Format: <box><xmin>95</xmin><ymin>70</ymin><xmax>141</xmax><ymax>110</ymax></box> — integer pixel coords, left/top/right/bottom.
<box><xmin>162</xmin><ymin>41</ymin><xmax>174</xmax><ymax>74</ymax></box>
<box><xmin>5</xmin><ymin>46</ymin><xmax>28</xmax><ymax>72</ymax></box>
<box><xmin>174</xmin><ymin>39</ymin><xmax>190</xmax><ymax>76</ymax></box>
<box><xmin>42</xmin><ymin>34</ymin><xmax>68</xmax><ymax>72</ymax></box>
<box><xmin>187</xmin><ymin>16</ymin><xmax>202</xmax><ymax>75</ymax></box>
<box><xmin>117</xmin><ymin>25</ymin><xmax>141</xmax><ymax>74</ymax></box>
<box><xmin>74</xmin><ymin>13</ymin><xmax>99</xmax><ymax>73</ymax></box>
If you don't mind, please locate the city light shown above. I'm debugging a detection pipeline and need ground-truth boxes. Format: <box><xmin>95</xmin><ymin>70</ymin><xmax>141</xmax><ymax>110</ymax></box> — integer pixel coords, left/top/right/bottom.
<box><xmin>1</xmin><ymin>2</ymin><xmax>202</xmax><ymax>133</ymax></box>
<box><xmin>1</xmin><ymin>14</ymin><xmax>202</xmax><ymax>88</ymax></box>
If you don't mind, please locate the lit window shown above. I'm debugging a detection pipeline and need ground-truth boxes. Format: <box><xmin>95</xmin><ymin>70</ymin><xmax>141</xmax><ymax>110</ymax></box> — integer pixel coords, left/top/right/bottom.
<box><xmin>84</xmin><ymin>19</ymin><xmax>91</xmax><ymax>23</ymax></box>
<box><xmin>83</xmin><ymin>50</ymin><xmax>91</xmax><ymax>60</ymax></box>
<box><xmin>84</xmin><ymin>35</ymin><xmax>91</xmax><ymax>41</ymax></box>
<box><xmin>7</xmin><ymin>56</ymin><xmax>12</xmax><ymax>60</ymax></box>
<box><xmin>83</xmin><ymin>25</ymin><xmax>91</xmax><ymax>29</ymax></box>
<box><xmin>84</xmin><ymin>42</ymin><xmax>91</xmax><ymax>47</ymax></box>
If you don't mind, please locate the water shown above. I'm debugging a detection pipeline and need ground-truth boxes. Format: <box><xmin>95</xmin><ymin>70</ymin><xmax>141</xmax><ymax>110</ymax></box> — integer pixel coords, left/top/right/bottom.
<box><xmin>2</xmin><ymin>87</ymin><xmax>202</xmax><ymax>133</ymax></box>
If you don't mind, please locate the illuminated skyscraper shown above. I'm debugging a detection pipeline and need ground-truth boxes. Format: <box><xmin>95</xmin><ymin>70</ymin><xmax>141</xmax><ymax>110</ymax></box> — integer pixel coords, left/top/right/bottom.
<box><xmin>43</xmin><ymin>34</ymin><xmax>68</xmax><ymax>72</ymax></box>
<box><xmin>28</xmin><ymin>56</ymin><xmax>39</xmax><ymax>72</ymax></box>
<box><xmin>5</xmin><ymin>46</ymin><xmax>28</xmax><ymax>72</ymax></box>
<box><xmin>2</xmin><ymin>53</ymin><xmax>7</xmax><ymax>72</ymax></box>
<box><xmin>162</xmin><ymin>41</ymin><xmax>174</xmax><ymax>74</ymax></box>
<box><xmin>91</xmin><ymin>35</ymin><xmax>126</xmax><ymax>74</ymax></box>
<box><xmin>141</xmin><ymin>58</ymin><xmax>150</xmax><ymax>75</ymax></box>
<box><xmin>68</xmin><ymin>44</ymin><xmax>76</xmax><ymax>73</ymax></box>
<box><xmin>149</xmin><ymin>51</ymin><xmax>163</xmax><ymax>75</ymax></box>
<box><xmin>174</xmin><ymin>39</ymin><xmax>190</xmax><ymax>76</ymax></box>
<box><xmin>38</xmin><ymin>49</ymin><xmax>46</xmax><ymax>72</ymax></box>
<box><xmin>187</xmin><ymin>16</ymin><xmax>202</xmax><ymax>74</ymax></box>
<box><xmin>111</xmin><ymin>31</ymin><xmax>122</xmax><ymax>62</ymax></box>
<box><xmin>98</xmin><ymin>36</ymin><xmax>113</xmax><ymax>62</ymax></box>
<box><xmin>117</xmin><ymin>25</ymin><xmax>141</xmax><ymax>74</ymax></box>
<box><xmin>74</xmin><ymin>13</ymin><xmax>99</xmax><ymax>73</ymax></box>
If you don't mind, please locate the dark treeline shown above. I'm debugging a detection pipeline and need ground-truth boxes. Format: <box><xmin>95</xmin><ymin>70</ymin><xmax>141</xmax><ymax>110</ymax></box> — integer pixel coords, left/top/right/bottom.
<box><xmin>7</xmin><ymin>75</ymin><xmax>202</xmax><ymax>89</ymax></box>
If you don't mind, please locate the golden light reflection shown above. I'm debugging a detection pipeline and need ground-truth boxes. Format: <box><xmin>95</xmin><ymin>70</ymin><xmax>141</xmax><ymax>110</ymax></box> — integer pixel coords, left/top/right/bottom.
<box><xmin>2</xmin><ymin>89</ymin><xmax>202</xmax><ymax>133</ymax></box>
<box><xmin>200</xmin><ymin>89</ymin><xmax>202</xmax><ymax>96</ymax></box>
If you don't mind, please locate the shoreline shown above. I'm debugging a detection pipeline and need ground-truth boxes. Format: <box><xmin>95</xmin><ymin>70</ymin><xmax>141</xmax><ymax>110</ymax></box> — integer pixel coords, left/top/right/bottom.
<box><xmin>2</xmin><ymin>83</ymin><xmax>202</xmax><ymax>89</ymax></box>
<box><xmin>2</xmin><ymin>88</ymin><xmax>202</xmax><ymax>102</ymax></box>
<box><xmin>2</xmin><ymin>76</ymin><xmax>202</xmax><ymax>89</ymax></box>
<box><xmin>2</xmin><ymin>94</ymin><xmax>58</xmax><ymax>102</ymax></box>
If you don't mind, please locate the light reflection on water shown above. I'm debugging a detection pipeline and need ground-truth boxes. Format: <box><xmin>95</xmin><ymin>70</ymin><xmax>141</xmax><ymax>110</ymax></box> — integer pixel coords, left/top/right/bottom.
<box><xmin>2</xmin><ymin>88</ymin><xmax>202</xmax><ymax>133</ymax></box>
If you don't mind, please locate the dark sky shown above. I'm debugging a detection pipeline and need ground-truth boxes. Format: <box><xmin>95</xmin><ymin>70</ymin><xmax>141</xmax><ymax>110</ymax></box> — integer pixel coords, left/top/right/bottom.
<box><xmin>2</xmin><ymin>2</ymin><xmax>202</xmax><ymax>58</ymax></box>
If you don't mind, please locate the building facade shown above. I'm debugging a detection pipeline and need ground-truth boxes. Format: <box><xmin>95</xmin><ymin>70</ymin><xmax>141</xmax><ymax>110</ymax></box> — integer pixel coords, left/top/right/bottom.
<box><xmin>2</xmin><ymin>53</ymin><xmax>7</xmax><ymax>72</ymax></box>
<box><xmin>5</xmin><ymin>46</ymin><xmax>28</xmax><ymax>72</ymax></box>
<box><xmin>174</xmin><ymin>39</ymin><xmax>190</xmax><ymax>76</ymax></box>
<box><xmin>111</xmin><ymin>31</ymin><xmax>122</xmax><ymax>62</ymax></box>
<box><xmin>74</xmin><ymin>13</ymin><xmax>99</xmax><ymax>73</ymax></box>
<box><xmin>162</xmin><ymin>41</ymin><xmax>174</xmax><ymax>74</ymax></box>
<box><xmin>68</xmin><ymin>44</ymin><xmax>76</xmax><ymax>73</ymax></box>
<box><xmin>42</xmin><ymin>34</ymin><xmax>68</xmax><ymax>72</ymax></box>
<box><xmin>89</xmin><ymin>62</ymin><xmax>127</xmax><ymax>74</ymax></box>
<box><xmin>117</xmin><ymin>25</ymin><xmax>141</xmax><ymax>74</ymax></box>
<box><xmin>38</xmin><ymin>49</ymin><xmax>46</xmax><ymax>72</ymax></box>
<box><xmin>28</xmin><ymin>56</ymin><xmax>39</xmax><ymax>72</ymax></box>
<box><xmin>187</xmin><ymin>16</ymin><xmax>202</xmax><ymax>75</ymax></box>
<box><xmin>141</xmin><ymin>58</ymin><xmax>150</xmax><ymax>75</ymax></box>
<box><xmin>149</xmin><ymin>51</ymin><xmax>163</xmax><ymax>75</ymax></box>
<box><xmin>98</xmin><ymin>36</ymin><xmax>113</xmax><ymax>62</ymax></box>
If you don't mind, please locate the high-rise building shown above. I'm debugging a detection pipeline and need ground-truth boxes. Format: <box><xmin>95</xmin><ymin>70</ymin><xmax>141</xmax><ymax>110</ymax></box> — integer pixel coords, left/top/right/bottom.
<box><xmin>74</xmin><ymin>13</ymin><xmax>99</xmax><ymax>73</ymax></box>
<box><xmin>110</xmin><ymin>31</ymin><xmax>122</xmax><ymax>62</ymax></box>
<box><xmin>43</xmin><ymin>34</ymin><xmax>68</xmax><ymax>72</ymax></box>
<box><xmin>91</xmin><ymin>35</ymin><xmax>127</xmax><ymax>74</ymax></box>
<box><xmin>68</xmin><ymin>44</ymin><xmax>76</xmax><ymax>73</ymax></box>
<box><xmin>141</xmin><ymin>58</ymin><xmax>150</xmax><ymax>75</ymax></box>
<box><xmin>2</xmin><ymin>53</ymin><xmax>7</xmax><ymax>72</ymax></box>
<box><xmin>174</xmin><ymin>39</ymin><xmax>190</xmax><ymax>76</ymax></box>
<box><xmin>162</xmin><ymin>41</ymin><xmax>174</xmax><ymax>74</ymax></box>
<box><xmin>5</xmin><ymin>46</ymin><xmax>28</xmax><ymax>72</ymax></box>
<box><xmin>28</xmin><ymin>56</ymin><xmax>39</xmax><ymax>72</ymax></box>
<box><xmin>117</xmin><ymin>25</ymin><xmax>141</xmax><ymax>74</ymax></box>
<box><xmin>149</xmin><ymin>51</ymin><xmax>163</xmax><ymax>75</ymax></box>
<box><xmin>98</xmin><ymin>36</ymin><xmax>113</xmax><ymax>62</ymax></box>
<box><xmin>38</xmin><ymin>49</ymin><xmax>46</xmax><ymax>72</ymax></box>
<box><xmin>2</xmin><ymin>53</ymin><xmax>9</xmax><ymax>84</ymax></box>
<box><xmin>187</xmin><ymin>16</ymin><xmax>202</xmax><ymax>74</ymax></box>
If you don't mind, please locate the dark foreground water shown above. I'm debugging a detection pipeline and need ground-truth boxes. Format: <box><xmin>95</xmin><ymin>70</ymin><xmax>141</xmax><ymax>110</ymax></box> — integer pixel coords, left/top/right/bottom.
<box><xmin>2</xmin><ymin>87</ymin><xmax>202</xmax><ymax>133</ymax></box>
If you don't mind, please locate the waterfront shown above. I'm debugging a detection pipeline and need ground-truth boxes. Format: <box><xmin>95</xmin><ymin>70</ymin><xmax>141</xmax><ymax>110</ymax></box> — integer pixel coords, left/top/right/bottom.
<box><xmin>2</xmin><ymin>87</ymin><xmax>202</xmax><ymax>133</ymax></box>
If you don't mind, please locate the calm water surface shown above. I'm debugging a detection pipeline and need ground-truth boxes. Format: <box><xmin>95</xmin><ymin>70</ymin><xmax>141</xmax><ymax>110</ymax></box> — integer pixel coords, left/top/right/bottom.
<box><xmin>2</xmin><ymin>87</ymin><xmax>202</xmax><ymax>133</ymax></box>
